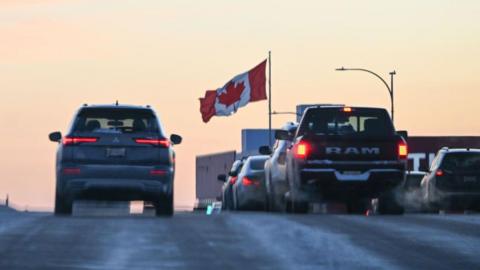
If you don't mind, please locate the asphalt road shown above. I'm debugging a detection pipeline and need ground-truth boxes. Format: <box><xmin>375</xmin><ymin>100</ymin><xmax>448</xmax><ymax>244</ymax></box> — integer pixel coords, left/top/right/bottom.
<box><xmin>1</xmin><ymin>206</ymin><xmax>479</xmax><ymax>270</ymax></box>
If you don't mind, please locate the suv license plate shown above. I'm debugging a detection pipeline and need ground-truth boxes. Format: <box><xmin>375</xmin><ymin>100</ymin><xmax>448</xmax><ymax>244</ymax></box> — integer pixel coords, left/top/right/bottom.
<box><xmin>106</xmin><ymin>148</ymin><xmax>126</xmax><ymax>157</ymax></box>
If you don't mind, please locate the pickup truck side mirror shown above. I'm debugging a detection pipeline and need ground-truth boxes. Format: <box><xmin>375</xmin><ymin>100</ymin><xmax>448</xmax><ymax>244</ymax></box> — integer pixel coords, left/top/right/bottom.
<box><xmin>275</xmin><ymin>130</ymin><xmax>293</xmax><ymax>141</ymax></box>
<box><xmin>397</xmin><ymin>130</ymin><xmax>408</xmax><ymax>140</ymax></box>
<box><xmin>259</xmin><ymin>145</ymin><xmax>272</xmax><ymax>155</ymax></box>
<box><xmin>49</xmin><ymin>131</ymin><xmax>62</xmax><ymax>142</ymax></box>
<box><xmin>170</xmin><ymin>134</ymin><xmax>182</xmax><ymax>145</ymax></box>
<box><xmin>217</xmin><ymin>174</ymin><xmax>227</xmax><ymax>182</ymax></box>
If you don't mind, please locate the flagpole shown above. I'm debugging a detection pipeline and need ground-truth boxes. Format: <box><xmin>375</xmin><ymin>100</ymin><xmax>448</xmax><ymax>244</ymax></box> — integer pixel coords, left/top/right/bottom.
<box><xmin>268</xmin><ymin>51</ymin><xmax>272</xmax><ymax>148</ymax></box>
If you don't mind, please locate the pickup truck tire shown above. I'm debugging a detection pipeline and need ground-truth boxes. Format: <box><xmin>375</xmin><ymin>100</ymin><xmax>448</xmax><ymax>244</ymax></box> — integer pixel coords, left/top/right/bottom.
<box><xmin>346</xmin><ymin>198</ymin><xmax>368</xmax><ymax>214</ymax></box>
<box><xmin>286</xmin><ymin>200</ymin><xmax>308</xmax><ymax>214</ymax></box>
<box><xmin>378</xmin><ymin>192</ymin><xmax>405</xmax><ymax>215</ymax></box>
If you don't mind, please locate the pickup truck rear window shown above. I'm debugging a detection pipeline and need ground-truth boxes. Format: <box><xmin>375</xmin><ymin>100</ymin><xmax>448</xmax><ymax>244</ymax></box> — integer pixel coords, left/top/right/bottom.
<box><xmin>72</xmin><ymin>108</ymin><xmax>160</xmax><ymax>134</ymax></box>
<box><xmin>297</xmin><ymin>108</ymin><xmax>394</xmax><ymax>137</ymax></box>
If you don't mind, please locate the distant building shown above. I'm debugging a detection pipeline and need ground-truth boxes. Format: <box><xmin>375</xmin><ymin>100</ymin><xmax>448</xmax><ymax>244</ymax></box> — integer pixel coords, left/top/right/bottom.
<box><xmin>195</xmin><ymin>151</ymin><xmax>236</xmax><ymax>207</ymax></box>
<box><xmin>406</xmin><ymin>136</ymin><xmax>480</xmax><ymax>171</ymax></box>
<box><xmin>195</xmin><ymin>129</ymin><xmax>274</xmax><ymax>207</ymax></box>
<box><xmin>239</xmin><ymin>129</ymin><xmax>275</xmax><ymax>158</ymax></box>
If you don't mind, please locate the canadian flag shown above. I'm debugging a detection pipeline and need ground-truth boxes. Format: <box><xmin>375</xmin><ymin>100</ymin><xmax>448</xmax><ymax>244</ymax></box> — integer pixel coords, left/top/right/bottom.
<box><xmin>199</xmin><ymin>60</ymin><xmax>267</xmax><ymax>123</ymax></box>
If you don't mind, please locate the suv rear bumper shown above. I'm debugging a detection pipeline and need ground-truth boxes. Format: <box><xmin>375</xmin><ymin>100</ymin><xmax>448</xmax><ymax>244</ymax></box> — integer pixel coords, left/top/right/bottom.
<box><xmin>63</xmin><ymin>178</ymin><xmax>171</xmax><ymax>201</ymax></box>
<box><xmin>57</xmin><ymin>164</ymin><xmax>173</xmax><ymax>201</ymax></box>
<box><xmin>430</xmin><ymin>190</ymin><xmax>480</xmax><ymax>208</ymax></box>
<box><xmin>236</xmin><ymin>185</ymin><xmax>267</xmax><ymax>209</ymax></box>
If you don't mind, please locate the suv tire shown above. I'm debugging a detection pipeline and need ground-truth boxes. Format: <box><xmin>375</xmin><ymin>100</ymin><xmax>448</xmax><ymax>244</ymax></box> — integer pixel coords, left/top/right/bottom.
<box><xmin>155</xmin><ymin>193</ymin><xmax>174</xmax><ymax>217</ymax></box>
<box><xmin>54</xmin><ymin>193</ymin><xmax>73</xmax><ymax>215</ymax></box>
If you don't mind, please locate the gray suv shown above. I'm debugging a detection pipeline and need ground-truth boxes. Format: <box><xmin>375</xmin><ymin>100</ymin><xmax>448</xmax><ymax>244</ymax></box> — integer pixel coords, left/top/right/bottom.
<box><xmin>49</xmin><ymin>104</ymin><xmax>182</xmax><ymax>216</ymax></box>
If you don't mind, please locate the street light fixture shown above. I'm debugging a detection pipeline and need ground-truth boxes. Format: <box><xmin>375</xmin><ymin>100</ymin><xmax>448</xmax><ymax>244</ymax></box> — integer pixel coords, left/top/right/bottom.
<box><xmin>336</xmin><ymin>67</ymin><xmax>396</xmax><ymax>123</ymax></box>
<box><xmin>270</xmin><ymin>111</ymin><xmax>301</xmax><ymax>116</ymax></box>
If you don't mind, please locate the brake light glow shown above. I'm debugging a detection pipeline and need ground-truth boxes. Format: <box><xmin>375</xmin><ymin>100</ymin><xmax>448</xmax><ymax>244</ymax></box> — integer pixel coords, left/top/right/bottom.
<box><xmin>343</xmin><ymin>107</ymin><xmax>352</xmax><ymax>112</ymax></box>
<box><xmin>435</xmin><ymin>170</ymin><xmax>444</xmax><ymax>177</ymax></box>
<box><xmin>398</xmin><ymin>141</ymin><xmax>408</xmax><ymax>159</ymax></box>
<box><xmin>150</xmin><ymin>169</ymin><xmax>167</xmax><ymax>176</ymax></box>
<box><xmin>294</xmin><ymin>141</ymin><xmax>310</xmax><ymax>159</ymax></box>
<box><xmin>62</xmin><ymin>168</ymin><xmax>81</xmax><ymax>175</ymax></box>
<box><xmin>230</xmin><ymin>176</ymin><xmax>238</xmax><ymax>184</ymax></box>
<box><xmin>63</xmin><ymin>137</ymin><xmax>98</xmax><ymax>145</ymax></box>
<box><xmin>242</xmin><ymin>177</ymin><xmax>259</xmax><ymax>186</ymax></box>
<box><xmin>135</xmin><ymin>138</ymin><xmax>170</xmax><ymax>147</ymax></box>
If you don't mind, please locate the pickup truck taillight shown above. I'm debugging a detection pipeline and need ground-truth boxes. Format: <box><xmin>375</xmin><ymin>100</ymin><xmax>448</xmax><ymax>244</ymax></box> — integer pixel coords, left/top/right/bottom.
<box><xmin>398</xmin><ymin>140</ymin><xmax>408</xmax><ymax>160</ymax></box>
<box><xmin>63</xmin><ymin>136</ymin><xmax>98</xmax><ymax>145</ymax></box>
<box><xmin>134</xmin><ymin>138</ymin><xmax>170</xmax><ymax>147</ymax></box>
<box><xmin>293</xmin><ymin>141</ymin><xmax>310</xmax><ymax>159</ymax></box>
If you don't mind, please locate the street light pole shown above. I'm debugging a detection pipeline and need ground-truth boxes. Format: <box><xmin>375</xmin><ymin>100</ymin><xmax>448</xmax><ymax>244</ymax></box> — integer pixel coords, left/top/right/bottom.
<box><xmin>389</xmin><ymin>71</ymin><xmax>395</xmax><ymax>122</ymax></box>
<box><xmin>336</xmin><ymin>67</ymin><xmax>396</xmax><ymax>123</ymax></box>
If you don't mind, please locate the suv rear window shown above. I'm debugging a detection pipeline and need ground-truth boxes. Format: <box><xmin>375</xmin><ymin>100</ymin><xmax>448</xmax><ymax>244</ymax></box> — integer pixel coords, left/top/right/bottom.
<box><xmin>297</xmin><ymin>108</ymin><xmax>394</xmax><ymax>137</ymax></box>
<box><xmin>230</xmin><ymin>161</ymin><xmax>244</xmax><ymax>174</ymax></box>
<box><xmin>249</xmin><ymin>158</ymin><xmax>267</xmax><ymax>170</ymax></box>
<box><xmin>441</xmin><ymin>152</ymin><xmax>480</xmax><ymax>171</ymax></box>
<box><xmin>72</xmin><ymin>108</ymin><xmax>160</xmax><ymax>134</ymax></box>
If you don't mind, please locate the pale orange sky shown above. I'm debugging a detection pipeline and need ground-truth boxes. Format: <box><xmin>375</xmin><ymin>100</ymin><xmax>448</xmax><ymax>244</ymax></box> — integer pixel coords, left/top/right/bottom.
<box><xmin>0</xmin><ymin>0</ymin><xmax>479</xmax><ymax>209</ymax></box>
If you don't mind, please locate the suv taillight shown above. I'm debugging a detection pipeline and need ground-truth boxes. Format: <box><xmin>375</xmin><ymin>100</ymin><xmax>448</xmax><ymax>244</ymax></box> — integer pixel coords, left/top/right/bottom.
<box><xmin>293</xmin><ymin>141</ymin><xmax>310</xmax><ymax>159</ymax></box>
<box><xmin>63</xmin><ymin>136</ymin><xmax>98</xmax><ymax>145</ymax></box>
<box><xmin>134</xmin><ymin>138</ymin><xmax>170</xmax><ymax>147</ymax></box>
<box><xmin>62</xmin><ymin>167</ymin><xmax>81</xmax><ymax>175</ymax></box>
<box><xmin>242</xmin><ymin>177</ymin><xmax>259</xmax><ymax>186</ymax></box>
<box><xmin>398</xmin><ymin>139</ymin><xmax>408</xmax><ymax>160</ymax></box>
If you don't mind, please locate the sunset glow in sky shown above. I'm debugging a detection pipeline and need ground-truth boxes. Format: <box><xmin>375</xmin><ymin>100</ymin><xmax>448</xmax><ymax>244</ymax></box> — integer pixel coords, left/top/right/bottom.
<box><xmin>1</xmin><ymin>0</ymin><xmax>479</xmax><ymax>209</ymax></box>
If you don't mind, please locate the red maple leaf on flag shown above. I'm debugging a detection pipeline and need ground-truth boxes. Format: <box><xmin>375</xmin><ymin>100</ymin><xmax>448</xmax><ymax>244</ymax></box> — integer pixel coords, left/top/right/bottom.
<box><xmin>218</xmin><ymin>81</ymin><xmax>245</xmax><ymax>107</ymax></box>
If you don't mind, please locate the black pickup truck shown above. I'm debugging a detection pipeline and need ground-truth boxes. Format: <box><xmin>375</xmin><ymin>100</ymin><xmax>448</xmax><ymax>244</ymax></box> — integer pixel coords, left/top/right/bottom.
<box><xmin>277</xmin><ymin>105</ymin><xmax>408</xmax><ymax>214</ymax></box>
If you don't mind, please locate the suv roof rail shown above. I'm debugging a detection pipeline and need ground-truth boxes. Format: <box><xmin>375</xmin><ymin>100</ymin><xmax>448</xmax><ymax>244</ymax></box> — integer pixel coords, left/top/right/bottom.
<box><xmin>314</xmin><ymin>104</ymin><xmax>345</xmax><ymax>108</ymax></box>
<box><xmin>441</xmin><ymin>146</ymin><xmax>449</xmax><ymax>151</ymax></box>
<box><xmin>83</xmin><ymin>103</ymin><xmax>88</xmax><ymax>107</ymax></box>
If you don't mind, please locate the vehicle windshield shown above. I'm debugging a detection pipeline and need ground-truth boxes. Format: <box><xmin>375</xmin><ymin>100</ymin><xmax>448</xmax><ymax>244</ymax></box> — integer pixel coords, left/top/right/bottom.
<box><xmin>441</xmin><ymin>152</ymin><xmax>480</xmax><ymax>171</ymax></box>
<box><xmin>298</xmin><ymin>108</ymin><xmax>394</xmax><ymax>137</ymax></box>
<box><xmin>72</xmin><ymin>108</ymin><xmax>160</xmax><ymax>134</ymax></box>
